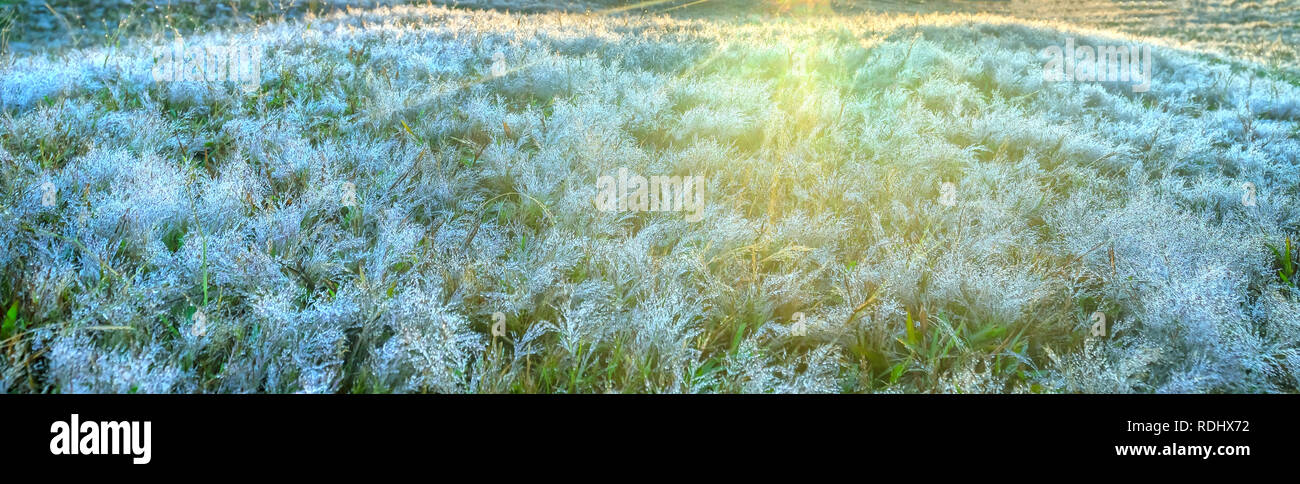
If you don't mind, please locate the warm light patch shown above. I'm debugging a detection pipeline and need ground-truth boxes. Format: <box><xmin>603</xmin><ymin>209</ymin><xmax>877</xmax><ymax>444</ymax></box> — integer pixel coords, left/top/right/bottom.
<box><xmin>770</xmin><ymin>0</ymin><xmax>834</xmax><ymax>15</ymax></box>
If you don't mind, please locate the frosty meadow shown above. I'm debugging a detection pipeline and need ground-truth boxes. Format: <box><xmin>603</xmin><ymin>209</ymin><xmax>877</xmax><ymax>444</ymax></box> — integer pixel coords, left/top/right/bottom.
<box><xmin>1</xmin><ymin>1</ymin><xmax>1299</xmax><ymax>394</ymax></box>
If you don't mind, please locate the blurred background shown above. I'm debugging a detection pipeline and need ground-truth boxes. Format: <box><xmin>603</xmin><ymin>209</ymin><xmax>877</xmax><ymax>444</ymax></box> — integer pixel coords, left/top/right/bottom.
<box><xmin>1</xmin><ymin>1</ymin><xmax>1297</xmax><ymax>70</ymax></box>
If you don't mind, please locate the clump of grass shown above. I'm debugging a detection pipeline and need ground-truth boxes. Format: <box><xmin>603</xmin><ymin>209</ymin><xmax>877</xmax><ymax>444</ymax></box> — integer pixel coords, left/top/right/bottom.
<box><xmin>1269</xmin><ymin>236</ymin><xmax>1297</xmax><ymax>289</ymax></box>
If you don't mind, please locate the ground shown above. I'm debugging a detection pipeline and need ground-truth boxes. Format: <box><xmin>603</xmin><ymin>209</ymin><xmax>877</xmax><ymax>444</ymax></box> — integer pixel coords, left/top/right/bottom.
<box><xmin>1</xmin><ymin>1</ymin><xmax>1298</xmax><ymax>393</ymax></box>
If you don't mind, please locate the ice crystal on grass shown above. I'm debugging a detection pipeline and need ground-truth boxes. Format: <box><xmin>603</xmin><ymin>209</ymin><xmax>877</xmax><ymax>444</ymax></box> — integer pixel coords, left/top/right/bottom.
<box><xmin>44</xmin><ymin>334</ymin><xmax>192</xmax><ymax>394</ymax></box>
<box><xmin>365</xmin><ymin>283</ymin><xmax>484</xmax><ymax>393</ymax></box>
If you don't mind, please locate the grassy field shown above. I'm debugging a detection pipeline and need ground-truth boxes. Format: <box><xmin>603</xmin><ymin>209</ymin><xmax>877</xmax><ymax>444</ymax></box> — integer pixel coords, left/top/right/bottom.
<box><xmin>1</xmin><ymin>1</ymin><xmax>1298</xmax><ymax>393</ymax></box>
